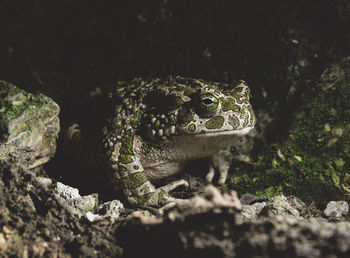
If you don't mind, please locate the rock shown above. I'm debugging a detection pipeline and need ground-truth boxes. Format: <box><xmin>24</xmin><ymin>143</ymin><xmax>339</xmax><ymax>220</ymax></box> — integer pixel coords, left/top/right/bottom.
<box><xmin>241</xmin><ymin>202</ymin><xmax>267</xmax><ymax>220</ymax></box>
<box><xmin>240</xmin><ymin>193</ymin><xmax>267</xmax><ymax>205</ymax></box>
<box><xmin>55</xmin><ymin>182</ymin><xmax>99</xmax><ymax>213</ymax></box>
<box><xmin>166</xmin><ymin>185</ymin><xmax>242</xmax><ymax>221</ymax></box>
<box><xmin>118</xmin><ymin>193</ymin><xmax>350</xmax><ymax>258</ymax></box>
<box><xmin>324</xmin><ymin>201</ymin><xmax>349</xmax><ymax>218</ymax></box>
<box><xmin>97</xmin><ymin>200</ymin><xmax>125</xmax><ymax>223</ymax></box>
<box><xmin>0</xmin><ymin>81</ymin><xmax>60</xmax><ymax>169</ymax></box>
<box><xmin>268</xmin><ymin>195</ymin><xmax>300</xmax><ymax>218</ymax></box>
<box><xmin>54</xmin><ymin>181</ymin><xmax>124</xmax><ymax>222</ymax></box>
<box><xmin>85</xmin><ymin>211</ymin><xmax>100</xmax><ymax>222</ymax></box>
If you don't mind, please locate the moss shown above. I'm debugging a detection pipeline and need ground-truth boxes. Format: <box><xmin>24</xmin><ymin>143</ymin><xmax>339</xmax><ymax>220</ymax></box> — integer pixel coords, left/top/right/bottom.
<box><xmin>224</xmin><ymin>60</ymin><xmax>350</xmax><ymax>208</ymax></box>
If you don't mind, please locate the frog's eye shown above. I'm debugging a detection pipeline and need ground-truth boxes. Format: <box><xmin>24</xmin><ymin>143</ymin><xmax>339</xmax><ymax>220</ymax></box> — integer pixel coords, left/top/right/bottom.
<box><xmin>199</xmin><ymin>93</ymin><xmax>219</xmax><ymax>113</ymax></box>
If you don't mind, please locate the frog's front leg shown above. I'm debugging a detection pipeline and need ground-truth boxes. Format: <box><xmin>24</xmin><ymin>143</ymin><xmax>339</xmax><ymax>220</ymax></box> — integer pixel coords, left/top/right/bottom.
<box><xmin>206</xmin><ymin>149</ymin><xmax>231</xmax><ymax>185</ymax></box>
<box><xmin>111</xmin><ymin>133</ymin><xmax>188</xmax><ymax>207</ymax></box>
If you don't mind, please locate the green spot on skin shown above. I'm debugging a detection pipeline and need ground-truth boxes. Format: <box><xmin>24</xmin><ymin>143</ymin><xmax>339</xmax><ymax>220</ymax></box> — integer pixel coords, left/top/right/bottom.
<box><xmin>222</xmin><ymin>98</ymin><xmax>240</xmax><ymax>112</ymax></box>
<box><xmin>119</xmin><ymin>154</ymin><xmax>134</xmax><ymax>164</ymax></box>
<box><xmin>154</xmin><ymin>120</ymin><xmax>160</xmax><ymax>128</ymax></box>
<box><xmin>179</xmin><ymin>111</ymin><xmax>195</xmax><ymax>127</ymax></box>
<box><xmin>228</xmin><ymin>115</ymin><xmax>240</xmax><ymax>129</ymax></box>
<box><xmin>231</xmin><ymin>86</ymin><xmax>246</xmax><ymax>104</ymax></box>
<box><xmin>114</xmin><ymin>105</ymin><xmax>122</xmax><ymax>114</ymax></box>
<box><xmin>188</xmin><ymin>123</ymin><xmax>196</xmax><ymax>132</ymax></box>
<box><xmin>120</xmin><ymin>133</ymin><xmax>133</xmax><ymax>156</ymax></box>
<box><xmin>175</xmin><ymin>96</ymin><xmax>185</xmax><ymax>107</ymax></box>
<box><xmin>168</xmin><ymin>114</ymin><xmax>176</xmax><ymax>125</ymax></box>
<box><xmin>119</xmin><ymin>165</ymin><xmax>128</xmax><ymax>172</ymax></box>
<box><xmin>247</xmin><ymin>104</ymin><xmax>255</xmax><ymax>124</ymax></box>
<box><xmin>205</xmin><ymin>116</ymin><xmax>225</xmax><ymax>129</ymax></box>
<box><xmin>114</xmin><ymin>118</ymin><xmax>122</xmax><ymax>127</ymax></box>
<box><xmin>137</xmin><ymin>192</ymin><xmax>154</xmax><ymax>206</ymax></box>
<box><xmin>242</xmin><ymin>108</ymin><xmax>249</xmax><ymax>127</ymax></box>
<box><xmin>122</xmin><ymin>172</ymin><xmax>148</xmax><ymax>190</ymax></box>
<box><xmin>157</xmin><ymin>189</ymin><xmax>169</xmax><ymax>205</ymax></box>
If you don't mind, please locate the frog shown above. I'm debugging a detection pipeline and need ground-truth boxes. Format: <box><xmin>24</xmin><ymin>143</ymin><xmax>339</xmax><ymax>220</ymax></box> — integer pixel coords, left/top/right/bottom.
<box><xmin>102</xmin><ymin>76</ymin><xmax>255</xmax><ymax>208</ymax></box>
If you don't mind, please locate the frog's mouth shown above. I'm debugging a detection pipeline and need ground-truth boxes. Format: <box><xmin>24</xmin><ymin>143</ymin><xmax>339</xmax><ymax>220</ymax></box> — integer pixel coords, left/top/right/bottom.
<box><xmin>193</xmin><ymin>126</ymin><xmax>254</xmax><ymax>137</ymax></box>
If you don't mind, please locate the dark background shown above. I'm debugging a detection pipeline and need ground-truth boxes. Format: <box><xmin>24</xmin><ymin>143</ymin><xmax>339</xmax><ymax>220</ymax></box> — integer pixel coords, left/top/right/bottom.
<box><xmin>1</xmin><ymin>1</ymin><xmax>349</xmax><ymax>105</ymax></box>
<box><xmin>1</xmin><ymin>0</ymin><xmax>349</xmax><ymax>197</ymax></box>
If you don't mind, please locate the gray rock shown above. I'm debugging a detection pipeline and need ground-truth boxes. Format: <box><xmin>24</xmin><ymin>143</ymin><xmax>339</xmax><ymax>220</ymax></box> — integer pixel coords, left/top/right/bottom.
<box><xmin>241</xmin><ymin>202</ymin><xmax>267</xmax><ymax>220</ymax></box>
<box><xmin>55</xmin><ymin>181</ymin><xmax>124</xmax><ymax>222</ymax></box>
<box><xmin>324</xmin><ymin>201</ymin><xmax>349</xmax><ymax>218</ymax></box>
<box><xmin>269</xmin><ymin>194</ymin><xmax>300</xmax><ymax>218</ymax></box>
<box><xmin>0</xmin><ymin>81</ymin><xmax>60</xmax><ymax>169</ymax></box>
<box><xmin>97</xmin><ymin>200</ymin><xmax>125</xmax><ymax>223</ymax></box>
<box><xmin>55</xmin><ymin>182</ymin><xmax>99</xmax><ymax>213</ymax></box>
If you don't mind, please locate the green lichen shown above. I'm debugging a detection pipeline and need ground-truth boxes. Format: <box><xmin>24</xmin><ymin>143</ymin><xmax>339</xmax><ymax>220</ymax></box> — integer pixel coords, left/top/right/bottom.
<box><xmin>0</xmin><ymin>81</ymin><xmax>53</xmax><ymax>141</ymax></box>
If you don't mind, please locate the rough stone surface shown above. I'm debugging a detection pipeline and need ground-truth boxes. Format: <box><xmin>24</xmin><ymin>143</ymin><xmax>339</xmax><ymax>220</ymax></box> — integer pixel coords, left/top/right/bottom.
<box><xmin>0</xmin><ymin>81</ymin><xmax>60</xmax><ymax>169</ymax></box>
<box><xmin>241</xmin><ymin>202</ymin><xmax>267</xmax><ymax>220</ymax></box>
<box><xmin>55</xmin><ymin>182</ymin><xmax>99</xmax><ymax>213</ymax></box>
<box><xmin>324</xmin><ymin>201</ymin><xmax>349</xmax><ymax>218</ymax></box>
<box><xmin>97</xmin><ymin>200</ymin><xmax>125</xmax><ymax>223</ymax></box>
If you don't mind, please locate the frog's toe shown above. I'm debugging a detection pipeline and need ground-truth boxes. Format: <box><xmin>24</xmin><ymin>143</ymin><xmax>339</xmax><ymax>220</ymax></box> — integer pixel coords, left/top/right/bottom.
<box><xmin>205</xmin><ymin>165</ymin><xmax>215</xmax><ymax>183</ymax></box>
<box><xmin>205</xmin><ymin>163</ymin><xmax>229</xmax><ymax>185</ymax></box>
<box><xmin>218</xmin><ymin>168</ymin><xmax>228</xmax><ymax>185</ymax></box>
<box><xmin>161</xmin><ymin>179</ymin><xmax>189</xmax><ymax>192</ymax></box>
<box><xmin>157</xmin><ymin>198</ymin><xmax>190</xmax><ymax>215</ymax></box>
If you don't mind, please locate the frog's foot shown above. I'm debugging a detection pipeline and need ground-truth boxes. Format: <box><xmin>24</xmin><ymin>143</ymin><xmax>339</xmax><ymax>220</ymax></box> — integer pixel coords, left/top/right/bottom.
<box><xmin>206</xmin><ymin>150</ymin><xmax>231</xmax><ymax>185</ymax></box>
<box><xmin>146</xmin><ymin>179</ymin><xmax>190</xmax><ymax>208</ymax></box>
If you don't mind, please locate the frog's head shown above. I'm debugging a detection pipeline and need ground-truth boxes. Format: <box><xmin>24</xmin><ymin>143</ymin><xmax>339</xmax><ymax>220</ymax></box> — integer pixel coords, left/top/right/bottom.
<box><xmin>176</xmin><ymin>79</ymin><xmax>255</xmax><ymax>137</ymax></box>
<box><xmin>145</xmin><ymin>78</ymin><xmax>255</xmax><ymax>139</ymax></box>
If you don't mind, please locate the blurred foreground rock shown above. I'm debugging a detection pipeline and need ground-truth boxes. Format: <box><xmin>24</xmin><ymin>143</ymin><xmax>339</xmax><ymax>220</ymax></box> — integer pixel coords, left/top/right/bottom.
<box><xmin>119</xmin><ymin>187</ymin><xmax>350</xmax><ymax>258</ymax></box>
<box><xmin>0</xmin><ymin>81</ymin><xmax>60</xmax><ymax>169</ymax></box>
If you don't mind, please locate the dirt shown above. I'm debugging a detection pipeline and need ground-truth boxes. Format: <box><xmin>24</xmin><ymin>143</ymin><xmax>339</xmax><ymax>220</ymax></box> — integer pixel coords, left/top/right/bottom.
<box><xmin>0</xmin><ymin>162</ymin><xmax>123</xmax><ymax>257</ymax></box>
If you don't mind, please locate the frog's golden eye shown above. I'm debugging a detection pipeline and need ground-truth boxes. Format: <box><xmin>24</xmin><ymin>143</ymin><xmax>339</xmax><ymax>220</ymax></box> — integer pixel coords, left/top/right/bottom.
<box><xmin>199</xmin><ymin>93</ymin><xmax>219</xmax><ymax>113</ymax></box>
